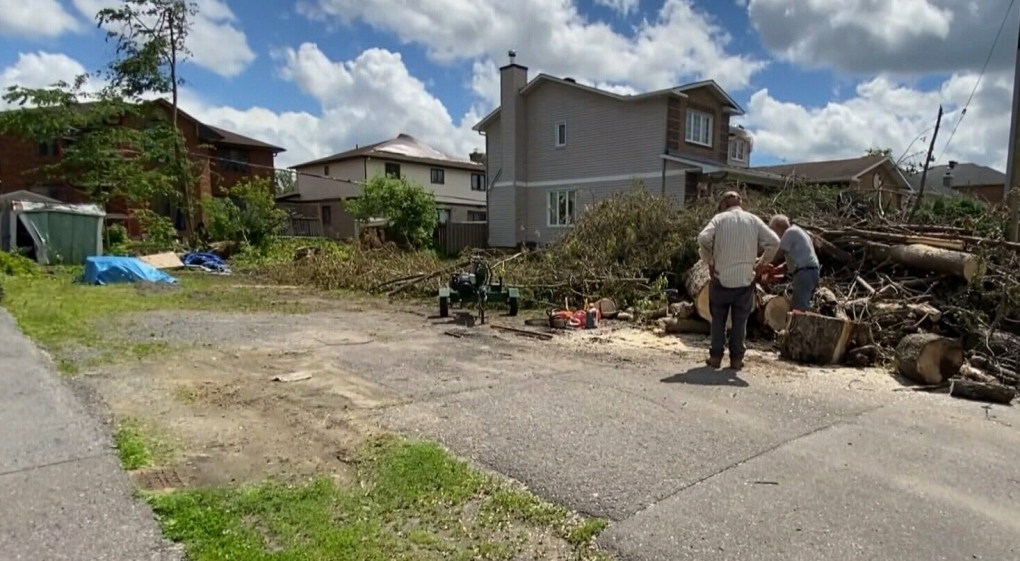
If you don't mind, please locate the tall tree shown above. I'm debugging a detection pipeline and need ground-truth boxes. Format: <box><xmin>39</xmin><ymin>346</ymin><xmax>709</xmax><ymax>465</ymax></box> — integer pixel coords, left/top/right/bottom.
<box><xmin>97</xmin><ymin>0</ymin><xmax>199</xmax><ymax>233</ymax></box>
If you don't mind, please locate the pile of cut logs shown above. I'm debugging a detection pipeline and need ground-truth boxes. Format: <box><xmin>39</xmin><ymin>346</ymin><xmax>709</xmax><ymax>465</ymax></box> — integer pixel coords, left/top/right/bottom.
<box><xmin>663</xmin><ymin>223</ymin><xmax>1018</xmax><ymax>405</ymax></box>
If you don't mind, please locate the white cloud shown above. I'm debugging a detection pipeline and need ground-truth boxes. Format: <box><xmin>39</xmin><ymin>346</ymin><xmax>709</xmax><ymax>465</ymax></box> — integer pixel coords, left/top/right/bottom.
<box><xmin>298</xmin><ymin>0</ymin><xmax>766</xmax><ymax>93</ymax></box>
<box><xmin>72</xmin><ymin>0</ymin><xmax>256</xmax><ymax>77</ymax></box>
<box><xmin>0</xmin><ymin>47</ymin><xmax>481</xmax><ymax>170</ymax></box>
<box><xmin>745</xmin><ymin>71</ymin><xmax>1012</xmax><ymax>171</ymax></box>
<box><xmin>0</xmin><ymin>0</ymin><xmax>81</xmax><ymax>37</ymax></box>
<box><xmin>747</xmin><ymin>0</ymin><xmax>1017</xmax><ymax>76</ymax></box>
<box><xmin>0</xmin><ymin>52</ymin><xmax>90</xmax><ymax>108</ymax></box>
<box><xmin>594</xmin><ymin>0</ymin><xmax>640</xmax><ymax>17</ymax></box>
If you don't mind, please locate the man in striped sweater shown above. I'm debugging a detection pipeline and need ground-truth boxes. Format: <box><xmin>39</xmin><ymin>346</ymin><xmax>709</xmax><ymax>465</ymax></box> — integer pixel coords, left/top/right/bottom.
<box><xmin>697</xmin><ymin>191</ymin><xmax>781</xmax><ymax>370</ymax></box>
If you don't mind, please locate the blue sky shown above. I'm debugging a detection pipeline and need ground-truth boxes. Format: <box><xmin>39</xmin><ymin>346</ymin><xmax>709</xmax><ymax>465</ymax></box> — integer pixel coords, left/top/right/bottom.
<box><xmin>0</xmin><ymin>0</ymin><xmax>1015</xmax><ymax>170</ymax></box>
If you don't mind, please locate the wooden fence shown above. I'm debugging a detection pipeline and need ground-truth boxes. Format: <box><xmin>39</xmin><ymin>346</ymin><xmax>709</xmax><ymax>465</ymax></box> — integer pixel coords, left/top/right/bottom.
<box><xmin>434</xmin><ymin>222</ymin><xmax>487</xmax><ymax>255</ymax></box>
<box><xmin>283</xmin><ymin>216</ymin><xmax>323</xmax><ymax>237</ymax></box>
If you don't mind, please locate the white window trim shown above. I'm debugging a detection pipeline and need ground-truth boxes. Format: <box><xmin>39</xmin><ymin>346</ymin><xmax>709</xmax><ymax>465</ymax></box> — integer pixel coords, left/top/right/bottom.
<box><xmin>685</xmin><ymin>110</ymin><xmax>713</xmax><ymax>148</ymax></box>
<box><xmin>547</xmin><ymin>188</ymin><xmax>576</xmax><ymax>228</ymax></box>
<box><xmin>554</xmin><ymin>121</ymin><xmax>567</xmax><ymax>148</ymax></box>
<box><xmin>730</xmin><ymin>139</ymin><xmax>745</xmax><ymax>162</ymax></box>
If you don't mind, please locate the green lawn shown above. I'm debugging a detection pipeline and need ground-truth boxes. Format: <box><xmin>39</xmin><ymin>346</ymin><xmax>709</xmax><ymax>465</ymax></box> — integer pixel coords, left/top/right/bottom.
<box><xmin>147</xmin><ymin>436</ymin><xmax>611</xmax><ymax>561</ymax></box>
<box><xmin>1</xmin><ymin>270</ymin><xmax>309</xmax><ymax>370</ymax></box>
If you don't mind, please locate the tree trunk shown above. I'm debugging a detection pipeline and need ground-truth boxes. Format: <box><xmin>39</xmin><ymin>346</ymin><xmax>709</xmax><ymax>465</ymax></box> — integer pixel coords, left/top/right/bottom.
<box><xmin>871</xmin><ymin>244</ymin><xmax>986</xmax><ymax>285</ymax></box>
<box><xmin>662</xmin><ymin>317</ymin><xmax>711</xmax><ymax>335</ymax></box>
<box><xmin>895</xmin><ymin>333</ymin><xmax>964</xmax><ymax>385</ymax></box>
<box><xmin>683</xmin><ymin>260</ymin><xmax>713</xmax><ymax>323</ymax></box>
<box><xmin>758</xmin><ymin>294</ymin><xmax>790</xmax><ymax>332</ymax></box>
<box><xmin>779</xmin><ymin>312</ymin><xmax>857</xmax><ymax>365</ymax></box>
<box><xmin>949</xmin><ymin>379</ymin><xmax>1017</xmax><ymax>404</ymax></box>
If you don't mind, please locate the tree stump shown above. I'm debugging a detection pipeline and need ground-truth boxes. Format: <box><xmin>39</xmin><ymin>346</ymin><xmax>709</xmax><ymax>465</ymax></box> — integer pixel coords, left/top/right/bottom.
<box><xmin>895</xmin><ymin>333</ymin><xmax>964</xmax><ymax>385</ymax></box>
<box><xmin>758</xmin><ymin>294</ymin><xmax>791</xmax><ymax>332</ymax></box>
<box><xmin>779</xmin><ymin>312</ymin><xmax>857</xmax><ymax>365</ymax></box>
<box><xmin>949</xmin><ymin>379</ymin><xmax>1016</xmax><ymax>404</ymax></box>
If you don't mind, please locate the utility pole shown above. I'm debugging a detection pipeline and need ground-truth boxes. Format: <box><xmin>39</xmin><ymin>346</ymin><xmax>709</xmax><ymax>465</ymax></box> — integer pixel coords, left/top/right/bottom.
<box><xmin>909</xmin><ymin>105</ymin><xmax>943</xmax><ymax>220</ymax></box>
<box><xmin>1005</xmin><ymin>5</ymin><xmax>1020</xmax><ymax>241</ymax></box>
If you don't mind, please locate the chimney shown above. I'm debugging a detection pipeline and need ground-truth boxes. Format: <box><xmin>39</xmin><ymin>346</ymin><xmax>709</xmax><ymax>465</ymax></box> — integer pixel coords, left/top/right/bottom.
<box><xmin>500</xmin><ymin>49</ymin><xmax>528</xmax><ymax>186</ymax></box>
<box><xmin>469</xmin><ymin>150</ymin><xmax>485</xmax><ymax>163</ymax></box>
<box><xmin>564</xmin><ymin>77</ymin><xmax>576</xmax><ymax>83</ymax></box>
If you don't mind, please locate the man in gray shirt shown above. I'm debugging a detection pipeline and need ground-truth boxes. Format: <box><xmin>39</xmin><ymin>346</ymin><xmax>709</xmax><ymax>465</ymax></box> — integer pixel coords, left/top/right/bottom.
<box><xmin>768</xmin><ymin>215</ymin><xmax>820</xmax><ymax>311</ymax></box>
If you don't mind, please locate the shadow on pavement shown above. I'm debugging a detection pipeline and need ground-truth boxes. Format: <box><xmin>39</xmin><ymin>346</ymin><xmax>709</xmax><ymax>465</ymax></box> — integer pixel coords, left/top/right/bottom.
<box><xmin>661</xmin><ymin>366</ymin><xmax>750</xmax><ymax>387</ymax></box>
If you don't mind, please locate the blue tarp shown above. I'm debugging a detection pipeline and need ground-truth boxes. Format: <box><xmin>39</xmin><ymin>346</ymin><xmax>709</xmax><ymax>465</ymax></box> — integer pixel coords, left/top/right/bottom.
<box><xmin>182</xmin><ymin>252</ymin><xmax>231</xmax><ymax>274</ymax></box>
<box><xmin>82</xmin><ymin>256</ymin><xmax>178</xmax><ymax>285</ymax></box>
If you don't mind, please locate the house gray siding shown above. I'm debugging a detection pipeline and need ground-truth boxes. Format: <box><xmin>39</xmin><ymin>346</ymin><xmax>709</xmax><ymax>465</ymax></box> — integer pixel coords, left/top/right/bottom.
<box><xmin>525</xmin><ymin>176</ymin><xmax>687</xmax><ymax>243</ymax></box>
<box><xmin>483</xmin><ymin>118</ymin><xmax>517</xmax><ymax>247</ymax></box>
<box><xmin>524</xmin><ymin>83</ymin><xmax>668</xmax><ymax>182</ymax></box>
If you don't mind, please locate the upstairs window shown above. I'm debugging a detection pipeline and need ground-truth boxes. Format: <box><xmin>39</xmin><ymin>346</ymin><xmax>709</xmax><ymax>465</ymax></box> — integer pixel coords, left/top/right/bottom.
<box><xmin>38</xmin><ymin>140</ymin><xmax>58</xmax><ymax>157</ymax></box>
<box><xmin>685</xmin><ymin>110</ymin><xmax>713</xmax><ymax>147</ymax></box>
<box><xmin>223</xmin><ymin>148</ymin><xmax>251</xmax><ymax>173</ymax></box>
<box><xmin>430</xmin><ymin>168</ymin><xmax>445</xmax><ymax>184</ymax></box>
<box><xmin>471</xmin><ymin>173</ymin><xmax>486</xmax><ymax>191</ymax></box>
<box><xmin>729</xmin><ymin>139</ymin><xmax>745</xmax><ymax>161</ymax></box>
<box><xmin>385</xmin><ymin>162</ymin><xmax>401</xmax><ymax>178</ymax></box>
<box><xmin>554</xmin><ymin>121</ymin><xmax>567</xmax><ymax>147</ymax></box>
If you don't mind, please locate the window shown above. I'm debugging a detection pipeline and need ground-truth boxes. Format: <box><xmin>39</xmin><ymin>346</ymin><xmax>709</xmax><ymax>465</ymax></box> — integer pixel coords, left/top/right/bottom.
<box><xmin>324</xmin><ymin>165</ymin><xmax>330</xmax><ymax>176</ymax></box>
<box><xmin>223</xmin><ymin>148</ymin><xmax>251</xmax><ymax>173</ymax></box>
<box><xmin>437</xmin><ymin>209</ymin><xmax>450</xmax><ymax>224</ymax></box>
<box><xmin>38</xmin><ymin>140</ymin><xmax>58</xmax><ymax>157</ymax></box>
<box><xmin>554</xmin><ymin>121</ymin><xmax>567</xmax><ymax>147</ymax></box>
<box><xmin>547</xmin><ymin>189</ymin><xmax>576</xmax><ymax>227</ymax></box>
<box><xmin>471</xmin><ymin>173</ymin><xmax>486</xmax><ymax>191</ymax></box>
<box><xmin>467</xmin><ymin>210</ymin><xmax>487</xmax><ymax>222</ymax></box>
<box><xmin>321</xmin><ymin>205</ymin><xmax>332</xmax><ymax>226</ymax></box>
<box><xmin>685</xmin><ymin>110</ymin><xmax>713</xmax><ymax>147</ymax></box>
<box><xmin>430</xmin><ymin>167</ymin><xmax>445</xmax><ymax>184</ymax></box>
<box><xmin>385</xmin><ymin>162</ymin><xmax>401</xmax><ymax>178</ymax></box>
<box><xmin>729</xmin><ymin>139</ymin><xmax>745</xmax><ymax>161</ymax></box>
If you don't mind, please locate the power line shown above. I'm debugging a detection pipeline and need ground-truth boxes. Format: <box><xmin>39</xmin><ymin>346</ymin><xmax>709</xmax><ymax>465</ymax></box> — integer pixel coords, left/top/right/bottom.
<box><xmin>937</xmin><ymin>0</ymin><xmax>1017</xmax><ymax>162</ymax></box>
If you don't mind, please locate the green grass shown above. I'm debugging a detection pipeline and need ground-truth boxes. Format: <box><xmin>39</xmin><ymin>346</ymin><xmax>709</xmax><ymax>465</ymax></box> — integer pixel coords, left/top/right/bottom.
<box><xmin>147</xmin><ymin>436</ymin><xmax>610</xmax><ymax>561</ymax></box>
<box><xmin>114</xmin><ymin>419</ymin><xmax>172</xmax><ymax>470</ymax></box>
<box><xmin>0</xmin><ymin>270</ymin><xmax>311</xmax><ymax>369</ymax></box>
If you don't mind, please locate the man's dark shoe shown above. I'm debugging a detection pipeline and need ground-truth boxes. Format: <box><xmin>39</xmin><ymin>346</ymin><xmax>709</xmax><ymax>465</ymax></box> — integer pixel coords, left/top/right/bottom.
<box><xmin>706</xmin><ymin>356</ymin><xmax>722</xmax><ymax>368</ymax></box>
<box><xmin>728</xmin><ymin>358</ymin><xmax>744</xmax><ymax>371</ymax></box>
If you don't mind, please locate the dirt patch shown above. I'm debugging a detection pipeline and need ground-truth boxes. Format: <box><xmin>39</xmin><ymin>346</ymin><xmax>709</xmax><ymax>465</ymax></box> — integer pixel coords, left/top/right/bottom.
<box><xmin>89</xmin><ymin>313</ymin><xmax>401</xmax><ymax>489</ymax></box>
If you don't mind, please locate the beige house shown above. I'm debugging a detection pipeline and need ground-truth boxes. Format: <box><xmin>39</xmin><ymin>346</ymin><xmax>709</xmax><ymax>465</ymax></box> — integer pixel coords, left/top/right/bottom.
<box><xmin>473</xmin><ymin>53</ymin><xmax>766</xmax><ymax>248</ymax></box>
<box><xmin>283</xmin><ymin>134</ymin><xmax>487</xmax><ymax>239</ymax></box>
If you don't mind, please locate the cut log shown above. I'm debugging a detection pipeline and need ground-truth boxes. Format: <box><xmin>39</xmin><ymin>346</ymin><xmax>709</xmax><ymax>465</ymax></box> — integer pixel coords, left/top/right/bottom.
<box><xmin>871</xmin><ymin>244</ymin><xmax>987</xmax><ymax>285</ymax></box>
<box><xmin>758</xmin><ymin>294</ymin><xmax>791</xmax><ymax>332</ymax></box>
<box><xmin>779</xmin><ymin>312</ymin><xmax>857</xmax><ymax>365</ymax></box>
<box><xmin>662</xmin><ymin>317</ymin><xmax>711</xmax><ymax>335</ymax></box>
<box><xmin>682</xmin><ymin>260</ymin><xmax>759</xmax><ymax>327</ymax></box>
<box><xmin>948</xmin><ymin>379</ymin><xmax>1017</xmax><ymax>404</ymax></box>
<box><xmin>683</xmin><ymin>260</ymin><xmax>713</xmax><ymax>323</ymax></box>
<box><xmin>895</xmin><ymin>333</ymin><xmax>964</xmax><ymax>385</ymax></box>
<box><xmin>671</xmin><ymin>301</ymin><xmax>696</xmax><ymax>320</ymax></box>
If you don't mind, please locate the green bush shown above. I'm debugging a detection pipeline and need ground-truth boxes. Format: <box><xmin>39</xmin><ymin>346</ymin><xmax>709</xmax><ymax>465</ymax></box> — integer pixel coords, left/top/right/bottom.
<box><xmin>0</xmin><ymin>251</ymin><xmax>40</xmax><ymax>277</ymax></box>
<box><xmin>344</xmin><ymin>174</ymin><xmax>438</xmax><ymax>249</ymax></box>
<box><xmin>203</xmin><ymin>177</ymin><xmax>288</xmax><ymax>253</ymax></box>
<box><xmin>134</xmin><ymin>209</ymin><xmax>179</xmax><ymax>252</ymax></box>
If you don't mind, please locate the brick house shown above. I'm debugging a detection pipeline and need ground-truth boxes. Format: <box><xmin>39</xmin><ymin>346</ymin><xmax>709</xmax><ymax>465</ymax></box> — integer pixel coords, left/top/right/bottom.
<box><xmin>0</xmin><ymin>99</ymin><xmax>284</xmax><ymax>235</ymax></box>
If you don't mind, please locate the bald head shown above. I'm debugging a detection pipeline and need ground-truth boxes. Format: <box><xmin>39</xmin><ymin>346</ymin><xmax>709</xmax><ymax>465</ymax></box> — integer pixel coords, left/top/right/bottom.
<box><xmin>770</xmin><ymin>214</ymin><xmax>790</xmax><ymax>236</ymax></box>
<box><xmin>718</xmin><ymin>191</ymin><xmax>742</xmax><ymax>211</ymax></box>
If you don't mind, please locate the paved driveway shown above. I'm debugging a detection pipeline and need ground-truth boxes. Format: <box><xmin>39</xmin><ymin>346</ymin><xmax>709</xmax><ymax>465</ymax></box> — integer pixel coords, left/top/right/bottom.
<box><xmin>0</xmin><ymin>310</ymin><xmax>182</xmax><ymax>561</ymax></box>
<box><xmin>369</xmin><ymin>327</ymin><xmax>1020</xmax><ymax>561</ymax></box>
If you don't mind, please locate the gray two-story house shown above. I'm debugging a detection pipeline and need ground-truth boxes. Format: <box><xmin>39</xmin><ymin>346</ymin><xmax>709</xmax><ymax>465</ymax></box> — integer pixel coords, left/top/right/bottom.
<box><xmin>473</xmin><ymin>53</ymin><xmax>759</xmax><ymax>248</ymax></box>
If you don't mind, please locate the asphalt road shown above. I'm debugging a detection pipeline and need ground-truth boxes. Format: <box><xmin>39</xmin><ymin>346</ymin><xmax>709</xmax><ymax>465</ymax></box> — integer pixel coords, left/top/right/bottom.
<box><xmin>0</xmin><ymin>310</ymin><xmax>182</xmax><ymax>561</ymax></box>
<box><xmin>374</xmin><ymin>331</ymin><xmax>1020</xmax><ymax>561</ymax></box>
